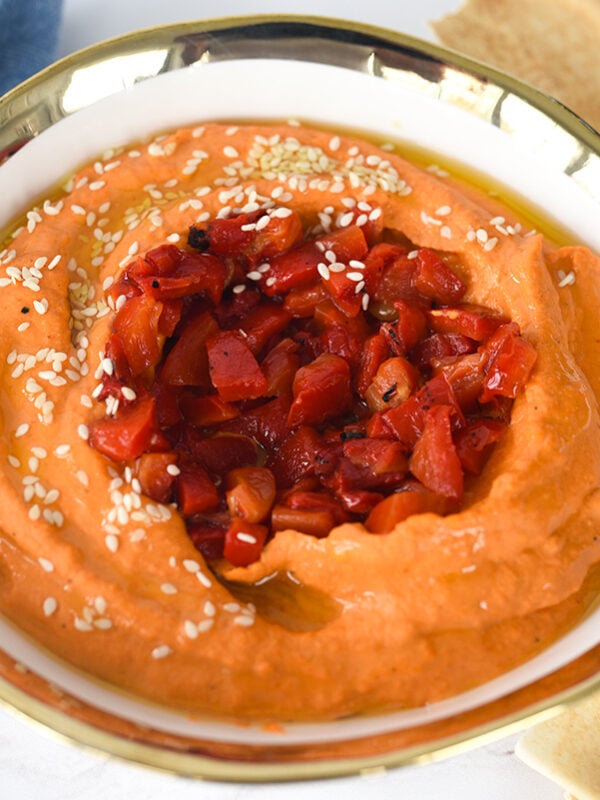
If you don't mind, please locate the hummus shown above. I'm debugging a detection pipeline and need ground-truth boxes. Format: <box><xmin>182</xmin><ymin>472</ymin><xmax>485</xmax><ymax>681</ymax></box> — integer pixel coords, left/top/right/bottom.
<box><xmin>0</xmin><ymin>122</ymin><xmax>599</xmax><ymax>721</ymax></box>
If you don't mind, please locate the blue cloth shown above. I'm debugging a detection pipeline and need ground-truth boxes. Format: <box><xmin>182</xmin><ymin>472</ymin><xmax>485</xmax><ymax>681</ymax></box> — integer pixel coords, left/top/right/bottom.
<box><xmin>0</xmin><ymin>0</ymin><xmax>63</xmax><ymax>95</ymax></box>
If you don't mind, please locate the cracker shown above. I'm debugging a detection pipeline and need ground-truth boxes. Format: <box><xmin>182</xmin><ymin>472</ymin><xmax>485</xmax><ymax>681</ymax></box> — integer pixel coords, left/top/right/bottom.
<box><xmin>515</xmin><ymin>691</ymin><xmax>600</xmax><ymax>800</ymax></box>
<box><xmin>432</xmin><ymin>0</ymin><xmax>600</xmax><ymax>131</ymax></box>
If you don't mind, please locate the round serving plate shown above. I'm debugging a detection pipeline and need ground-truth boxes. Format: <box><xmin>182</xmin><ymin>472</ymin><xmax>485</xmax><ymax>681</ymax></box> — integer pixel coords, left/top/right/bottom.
<box><xmin>0</xmin><ymin>14</ymin><xmax>599</xmax><ymax>782</ymax></box>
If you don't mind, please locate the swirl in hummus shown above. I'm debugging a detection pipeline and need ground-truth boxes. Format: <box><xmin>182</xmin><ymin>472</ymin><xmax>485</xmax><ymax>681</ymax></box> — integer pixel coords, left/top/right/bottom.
<box><xmin>0</xmin><ymin>122</ymin><xmax>599</xmax><ymax>721</ymax></box>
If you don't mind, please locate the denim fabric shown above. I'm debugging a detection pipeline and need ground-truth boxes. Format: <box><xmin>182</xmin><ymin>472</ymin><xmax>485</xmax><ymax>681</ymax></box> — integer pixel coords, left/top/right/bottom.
<box><xmin>0</xmin><ymin>0</ymin><xmax>63</xmax><ymax>95</ymax></box>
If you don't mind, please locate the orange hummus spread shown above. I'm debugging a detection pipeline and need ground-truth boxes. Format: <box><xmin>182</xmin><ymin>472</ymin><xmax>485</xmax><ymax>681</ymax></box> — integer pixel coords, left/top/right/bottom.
<box><xmin>0</xmin><ymin>122</ymin><xmax>599</xmax><ymax>721</ymax></box>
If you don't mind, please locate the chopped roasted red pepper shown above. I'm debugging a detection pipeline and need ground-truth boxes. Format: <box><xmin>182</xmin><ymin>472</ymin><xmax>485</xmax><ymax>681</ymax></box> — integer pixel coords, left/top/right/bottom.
<box><xmin>206</xmin><ymin>329</ymin><xmax>268</xmax><ymax>402</ymax></box>
<box><xmin>90</xmin><ymin>206</ymin><xmax>535</xmax><ymax>566</ymax></box>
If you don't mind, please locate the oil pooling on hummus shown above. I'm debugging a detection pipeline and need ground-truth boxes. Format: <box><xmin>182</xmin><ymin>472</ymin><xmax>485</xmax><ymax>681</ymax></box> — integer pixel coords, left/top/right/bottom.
<box><xmin>0</xmin><ymin>122</ymin><xmax>599</xmax><ymax>721</ymax></box>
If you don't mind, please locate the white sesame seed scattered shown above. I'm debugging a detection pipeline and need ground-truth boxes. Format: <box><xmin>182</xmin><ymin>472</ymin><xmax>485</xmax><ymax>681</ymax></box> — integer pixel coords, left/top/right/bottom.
<box><xmin>38</xmin><ymin>557</ymin><xmax>54</xmax><ymax>572</ymax></box>
<box><xmin>338</xmin><ymin>211</ymin><xmax>354</xmax><ymax>228</ymax></box>
<box><xmin>184</xmin><ymin>620</ymin><xmax>198</xmax><ymax>639</ymax></box>
<box><xmin>346</xmin><ymin>272</ymin><xmax>365</xmax><ymax>282</ymax></box>
<box><xmin>77</xmin><ymin>424</ymin><xmax>89</xmax><ymax>441</ymax></box>
<box><xmin>265</xmin><ymin>276</ymin><xmax>276</xmax><ymax>287</ymax></box>
<box><xmin>8</xmin><ymin>455</ymin><xmax>20</xmax><ymax>468</ymax></box>
<box><xmin>89</xmin><ymin>180</ymin><xmax>106</xmax><ymax>192</ymax></box>
<box><xmin>196</xmin><ymin>571</ymin><xmax>212</xmax><ymax>588</ymax></box>
<box><xmin>317</xmin><ymin>263</ymin><xmax>331</xmax><ymax>281</ymax></box>
<box><xmin>183</xmin><ymin>559</ymin><xmax>200</xmax><ymax>573</ymax></box>
<box><xmin>480</xmin><ymin>600</ymin><xmax>489</xmax><ymax>610</ymax></box>
<box><xmin>476</xmin><ymin>228</ymin><xmax>488</xmax><ymax>243</ymax></box>
<box><xmin>166</xmin><ymin>464</ymin><xmax>181</xmax><ymax>476</ymax></box>
<box><xmin>232</xmin><ymin>283</ymin><xmax>246</xmax><ymax>294</ymax></box>
<box><xmin>76</xmin><ymin>470</ymin><xmax>89</xmax><ymax>487</ymax></box>
<box><xmin>74</xmin><ymin>618</ymin><xmax>93</xmax><ymax>632</ymax></box>
<box><xmin>105</xmin><ymin>534</ymin><xmax>119</xmax><ymax>553</ymax></box>
<box><xmin>151</xmin><ymin>644</ymin><xmax>172</xmax><ymax>660</ymax></box>
<box><xmin>236</xmin><ymin>532</ymin><xmax>257</xmax><ymax>544</ymax></box>
<box><xmin>246</xmin><ymin>270</ymin><xmax>262</xmax><ymax>281</ymax></box>
<box><xmin>483</xmin><ymin>237</ymin><xmax>498</xmax><ymax>252</ymax></box>
<box><xmin>161</xmin><ymin>583</ymin><xmax>178</xmax><ymax>595</ymax></box>
<box><xmin>203</xmin><ymin>600</ymin><xmax>216</xmax><ymax>617</ymax></box>
<box><xmin>436</xmin><ymin>205</ymin><xmax>452</xmax><ymax>216</ymax></box>
<box><xmin>15</xmin><ymin>424</ymin><xmax>30</xmax><ymax>438</ymax></box>
<box><xmin>94</xmin><ymin>618</ymin><xmax>113</xmax><ymax>630</ymax></box>
<box><xmin>43</xmin><ymin>597</ymin><xmax>57</xmax><ymax>616</ymax></box>
<box><xmin>233</xmin><ymin>615</ymin><xmax>255</xmax><ymax>627</ymax></box>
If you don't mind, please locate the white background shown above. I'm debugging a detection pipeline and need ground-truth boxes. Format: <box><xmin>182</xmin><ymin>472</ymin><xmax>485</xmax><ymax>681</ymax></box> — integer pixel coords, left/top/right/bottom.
<box><xmin>1</xmin><ymin>1</ymin><xmax>568</xmax><ymax>797</ymax></box>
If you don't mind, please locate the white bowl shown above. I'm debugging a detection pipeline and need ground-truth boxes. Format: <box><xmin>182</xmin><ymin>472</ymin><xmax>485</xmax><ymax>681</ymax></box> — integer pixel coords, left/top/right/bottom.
<box><xmin>0</xmin><ymin>15</ymin><xmax>598</xmax><ymax>781</ymax></box>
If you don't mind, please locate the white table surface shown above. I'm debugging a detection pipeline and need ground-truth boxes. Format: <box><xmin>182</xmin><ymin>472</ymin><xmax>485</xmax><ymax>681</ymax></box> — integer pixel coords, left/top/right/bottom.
<box><xmin>0</xmin><ymin>1</ymin><xmax>569</xmax><ymax>797</ymax></box>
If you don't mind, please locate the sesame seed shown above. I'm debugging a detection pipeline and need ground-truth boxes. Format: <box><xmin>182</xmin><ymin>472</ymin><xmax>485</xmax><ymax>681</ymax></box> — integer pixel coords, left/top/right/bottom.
<box><xmin>196</xmin><ymin>571</ymin><xmax>212</xmax><ymax>588</ymax></box>
<box><xmin>38</xmin><ymin>557</ymin><xmax>54</xmax><ymax>572</ymax></box>
<box><xmin>354</xmin><ymin>280</ymin><xmax>366</xmax><ymax>294</ymax></box>
<box><xmin>346</xmin><ymin>272</ymin><xmax>364</xmax><ymax>282</ymax></box>
<box><xmin>166</xmin><ymin>464</ymin><xmax>180</xmax><ymax>476</ymax></box>
<box><xmin>151</xmin><ymin>644</ymin><xmax>172</xmax><ymax>660</ymax></box>
<box><xmin>223</xmin><ymin>145</ymin><xmax>239</xmax><ymax>158</ymax></box>
<box><xmin>15</xmin><ymin>424</ymin><xmax>30</xmax><ymax>438</ymax></box>
<box><xmin>204</xmin><ymin>600</ymin><xmax>216</xmax><ymax>617</ymax></box>
<box><xmin>161</xmin><ymin>583</ymin><xmax>178</xmax><ymax>595</ymax></box>
<box><xmin>183</xmin><ymin>559</ymin><xmax>200</xmax><ymax>573</ymax></box>
<box><xmin>43</xmin><ymin>597</ymin><xmax>57</xmax><ymax>616</ymax></box>
<box><xmin>317</xmin><ymin>263</ymin><xmax>331</xmax><ymax>281</ymax></box>
<box><xmin>236</xmin><ymin>532</ymin><xmax>257</xmax><ymax>544</ymax></box>
<box><xmin>76</xmin><ymin>470</ymin><xmax>89</xmax><ymax>487</ymax></box>
<box><xmin>77</xmin><ymin>424</ymin><xmax>89</xmax><ymax>441</ymax></box>
<box><xmin>233</xmin><ymin>615</ymin><xmax>255</xmax><ymax>627</ymax></box>
<box><xmin>94</xmin><ymin>618</ymin><xmax>113</xmax><ymax>630</ymax></box>
<box><xmin>197</xmin><ymin>619</ymin><xmax>214</xmax><ymax>633</ymax></box>
<box><xmin>184</xmin><ymin>620</ymin><xmax>198</xmax><ymax>639</ymax></box>
<box><xmin>246</xmin><ymin>270</ymin><xmax>262</xmax><ymax>281</ymax></box>
<box><xmin>74</xmin><ymin>618</ymin><xmax>93</xmax><ymax>632</ymax></box>
<box><xmin>338</xmin><ymin>212</ymin><xmax>354</xmax><ymax>228</ymax></box>
<box><xmin>105</xmin><ymin>534</ymin><xmax>119</xmax><ymax>553</ymax></box>
<box><xmin>89</xmin><ymin>180</ymin><xmax>106</xmax><ymax>192</ymax></box>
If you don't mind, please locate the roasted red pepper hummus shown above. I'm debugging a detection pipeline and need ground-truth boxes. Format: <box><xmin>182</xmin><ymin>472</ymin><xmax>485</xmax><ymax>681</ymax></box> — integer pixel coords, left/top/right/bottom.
<box><xmin>0</xmin><ymin>122</ymin><xmax>599</xmax><ymax>721</ymax></box>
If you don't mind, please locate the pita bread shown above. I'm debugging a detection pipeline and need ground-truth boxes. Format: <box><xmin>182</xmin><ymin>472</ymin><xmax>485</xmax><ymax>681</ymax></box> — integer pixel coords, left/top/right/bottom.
<box><xmin>432</xmin><ymin>0</ymin><xmax>600</xmax><ymax>131</ymax></box>
<box><xmin>515</xmin><ymin>691</ymin><xmax>600</xmax><ymax>800</ymax></box>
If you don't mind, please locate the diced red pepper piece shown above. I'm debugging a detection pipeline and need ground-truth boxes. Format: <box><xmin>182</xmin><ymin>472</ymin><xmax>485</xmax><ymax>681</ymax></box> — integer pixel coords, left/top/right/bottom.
<box><xmin>287</xmin><ymin>353</ymin><xmax>352</xmax><ymax>428</ymax></box>
<box><xmin>158</xmin><ymin>299</ymin><xmax>184</xmax><ymax>337</ymax></box>
<box><xmin>392</xmin><ymin>299</ymin><xmax>428</xmax><ymax>353</ymax></box>
<box><xmin>261</xmin><ymin>338</ymin><xmax>299</xmax><ymax>396</ymax></box>
<box><xmin>283</xmin><ymin>282</ymin><xmax>330</xmax><ymax>317</ymax></box>
<box><xmin>271</xmin><ymin>505</ymin><xmax>335</xmax><ymax>537</ymax></box>
<box><xmin>89</xmin><ymin>396</ymin><xmax>157</xmax><ymax>462</ymax></box>
<box><xmin>239</xmin><ymin>303</ymin><xmax>292</xmax><ymax>355</ymax></box>
<box><xmin>184</xmin><ymin>433</ymin><xmax>259</xmax><ymax>475</ymax></box>
<box><xmin>409</xmin><ymin>405</ymin><xmax>464</xmax><ymax>500</ymax></box>
<box><xmin>206</xmin><ymin>329</ymin><xmax>268</xmax><ymax>402</ymax></box>
<box><xmin>480</xmin><ymin>322</ymin><xmax>537</xmax><ymax>402</ymax></box>
<box><xmin>317</xmin><ymin>225</ymin><xmax>369</xmax><ymax>263</ymax></box>
<box><xmin>112</xmin><ymin>294</ymin><xmax>165</xmax><ymax>376</ymax></box>
<box><xmin>150</xmin><ymin>379</ymin><xmax>182</xmax><ymax>427</ymax></box>
<box><xmin>411</xmin><ymin>332</ymin><xmax>477</xmax><ymax>370</ymax></box>
<box><xmin>179</xmin><ymin>394</ymin><xmax>240</xmax><ymax>427</ymax></box>
<box><xmin>343</xmin><ymin>438</ymin><xmax>409</xmax><ymax>475</ymax></box>
<box><xmin>369</xmin><ymin>243</ymin><xmax>420</xmax><ymax>306</ymax></box>
<box><xmin>261</xmin><ymin>242</ymin><xmax>323</xmax><ymax>296</ymax></box>
<box><xmin>433</xmin><ymin>352</ymin><xmax>486</xmax><ymax>411</ymax></box>
<box><xmin>225</xmin><ymin>466</ymin><xmax>276</xmax><ymax>523</ymax></box>
<box><xmin>160</xmin><ymin>310</ymin><xmax>219</xmax><ymax>387</ymax></box>
<box><xmin>427</xmin><ymin>304</ymin><xmax>507</xmax><ymax>341</ymax></box>
<box><xmin>356</xmin><ymin>333</ymin><xmax>389</xmax><ymax>399</ymax></box>
<box><xmin>284</xmin><ymin>490</ymin><xmax>350</xmax><ymax>526</ymax></box>
<box><xmin>365</xmin><ymin>481</ymin><xmax>450</xmax><ymax>532</ymax></box>
<box><xmin>269</xmin><ymin>426</ymin><xmax>324</xmax><ymax>488</ymax></box>
<box><xmin>323</xmin><ymin>268</ymin><xmax>364</xmax><ymax>317</ymax></box>
<box><xmin>413</xmin><ymin>248</ymin><xmax>466</xmax><ymax>304</ymax></box>
<box><xmin>127</xmin><ymin>245</ymin><xmax>180</xmax><ymax>280</ymax></box>
<box><xmin>336</xmin><ymin>489</ymin><xmax>384</xmax><ymax>514</ymax></box>
<box><xmin>136</xmin><ymin>251</ymin><xmax>226</xmax><ymax>303</ymax></box>
<box><xmin>223</xmin><ymin>518</ymin><xmax>269</xmax><ymax>566</ymax></box>
<box><xmin>222</xmin><ymin>395</ymin><xmax>291</xmax><ymax>449</ymax></box>
<box><xmin>137</xmin><ymin>451</ymin><xmax>178</xmax><ymax>503</ymax></box>
<box><xmin>188</xmin><ymin>519</ymin><xmax>226</xmax><ymax>560</ymax></box>
<box><xmin>455</xmin><ymin>418</ymin><xmax>507</xmax><ymax>474</ymax></box>
<box><xmin>365</xmin><ymin>356</ymin><xmax>419</xmax><ymax>412</ymax></box>
<box><xmin>177</xmin><ymin>463</ymin><xmax>219</xmax><ymax>516</ymax></box>
<box><xmin>205</xmin><ymin>209</ymin><xmax>303</xmax><ymax>263</ymax></box>
<box><xmin>384</xmin><ymin>374</ymin><xmax>464</xmax><ymax>449</ymax></box>
<box><xmin>213</xmin><ymin>286</ymin><xmax>261</xmax><ymax>328</ymax></box>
